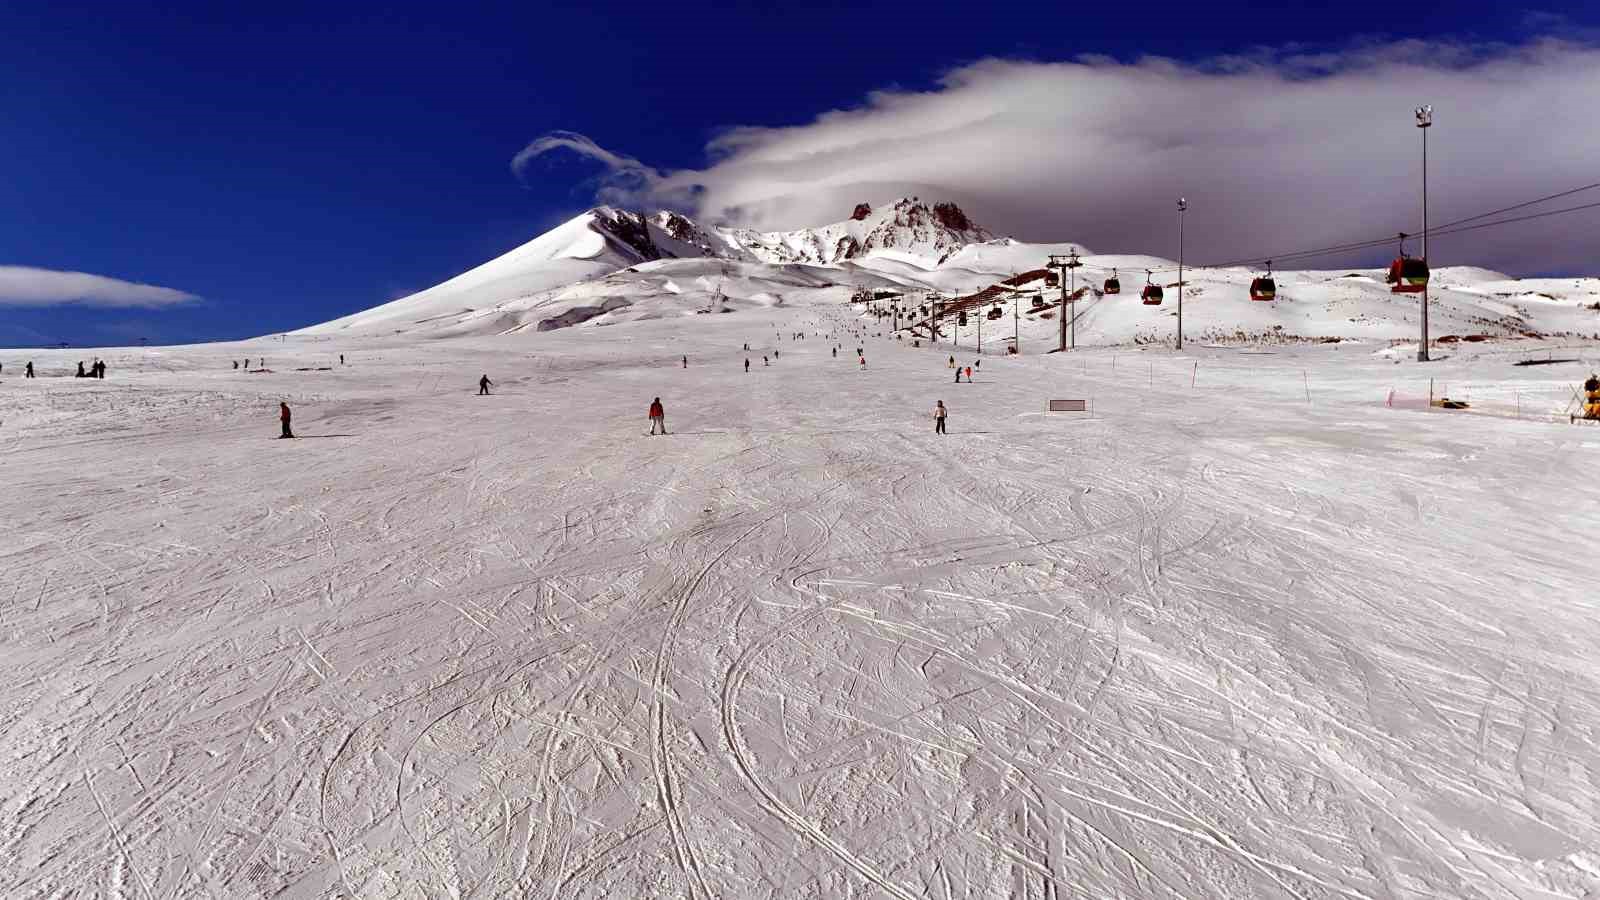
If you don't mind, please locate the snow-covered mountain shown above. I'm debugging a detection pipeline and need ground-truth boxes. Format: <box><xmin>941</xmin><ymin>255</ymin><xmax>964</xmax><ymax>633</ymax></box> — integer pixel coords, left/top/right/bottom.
<box><xmin>303</xmin><ymin>199</ymin><xmax>1004</xmax><ymax>336</ymax></box>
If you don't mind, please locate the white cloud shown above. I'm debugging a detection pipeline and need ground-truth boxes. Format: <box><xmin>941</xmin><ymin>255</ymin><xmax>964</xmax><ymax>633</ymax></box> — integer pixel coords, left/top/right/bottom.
<box><xmin>0</xmin><ymin>266</ymin><xmax>199</xmax><ymax>308</ymax></box>
<box><xmin>517</xmin><ymin>38</ymin><xmax>1600</xmax><ymax>274</ymax></box>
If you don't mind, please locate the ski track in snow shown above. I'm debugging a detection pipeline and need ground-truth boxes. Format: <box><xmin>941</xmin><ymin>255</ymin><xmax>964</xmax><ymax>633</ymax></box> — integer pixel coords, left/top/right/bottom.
<box><xmin>2</xmin><ymin>308</ymin><xmax>1600</xmax><ymax>899</ymax></box>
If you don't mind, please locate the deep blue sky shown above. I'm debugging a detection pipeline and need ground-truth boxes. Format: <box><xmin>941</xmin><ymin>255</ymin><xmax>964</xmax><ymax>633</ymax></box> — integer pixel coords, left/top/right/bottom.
<box><xmin>2</xmin><ymin>1</ymin><xmax>1591</xmax><ymax>346</ymax></box>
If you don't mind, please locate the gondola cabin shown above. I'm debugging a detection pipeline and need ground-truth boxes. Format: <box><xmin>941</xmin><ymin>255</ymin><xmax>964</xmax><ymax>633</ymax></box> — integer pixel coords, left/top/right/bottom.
<box><xmin>1249</xmin><ymin>276</ymin><xmax>1277</xmax><ymax>301</ymax></box>
<box><xmin>1103</xmin><ymin>271</ymin><xmax>1121</xmax><ymax>295</ymax></box>
<box><xmin>1387</xmin><ymin>256</ymin><xmax>1429</xmax><ymax>294</ymax></box>
<box><xmin>1141</xmin><ymin>283</ymin><xmax>1164</xmax><ymax>305</ymax></box>
<box><xmin>986</xmin><ymin>305</ymin><xmax>1004</xmax><ymax>320</ymax></box>
<box><xmin>1031</xmin><ymin>295</ymin><xmax>1045</xmax><ymax>310</ymax></box>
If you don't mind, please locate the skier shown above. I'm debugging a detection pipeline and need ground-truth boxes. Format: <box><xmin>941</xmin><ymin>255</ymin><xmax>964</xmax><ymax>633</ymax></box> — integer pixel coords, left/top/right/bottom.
<box><xmin>859</xmin><ymin>356</ymin><xmax>867</xmax><ymax>369</ymax></box>
<box><xmin>965</xmin><ymin>366</ymin><xmax>973</xmax><ymax>381</ymax></box>
<box><xmin>763</xmin><ymin>356</ymin><xmax>769</xmax><ymax>366</ymax></box>
<box><xmin>245</xmin><ymin>358</ymin><xmax>250</xmax><ymax>369</ymax></box>
<box><xmin>233</xmin><ymin>360</ymin><xmax>239</xmax><ymax>370</ymax></box>
<box><xmin>478</xmin><ymin>374</ymin><xmax>493</xmax><ymax>395</ymax></box>
<box><xmin>934</xmin><ymin>400</ymin><xmax>947</xmax><ymax>434</ymax></box>
<box><xmin>974</xmin><ymin>359</ymin><xmax>980</xmax><ymax>370</ymax></box>
<box><xmin>279</xmin><ymin>402</ymin><xmax>295</xmax><ymax>439</ymax></box>
<box><xmin>648</xmin><ymin>397</ymin><xmax>667</xmax><ymax>435</ymax></box>
<box><xmin>954</xmin><ymin>368</ymin><xmax>961</xmax><ymax>383</ymax></box>
<box><xmin>774</xmin><ymin>350</ymin><xmax>779</xmax><ymax>359</ymax></box>
<box><xmin>25</xmin><ymin>361</ymin><xmax>34</xmax><ymax>378</ymax></box>
<box><xmin>832</xmin><ymin>347</ymin><xmax>837</xmax><ymax>358</ymax></box>
<box><xmin>339</xmin><ymin>354</ymin><xmax>345</xmax><ymax>365</ymax></box>
<box><xmin>682</xmin><ymin>355</ymin><xmax>687</xmax><ymax>369</ymax></box>
<box><xmin>745</xmin><ymin>358</ymin><xmax>751</xmax><ymax>373</ymax></box>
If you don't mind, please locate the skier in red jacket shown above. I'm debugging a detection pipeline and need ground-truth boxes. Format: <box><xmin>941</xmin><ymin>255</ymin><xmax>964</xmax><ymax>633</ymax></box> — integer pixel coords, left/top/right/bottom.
<box><xmin>279</xmin><ymin>402</ymin><xmax>295</xmax><ymax>439</ymax></box>
<box><xmin>648</xmin><ymin>397</ymin><xmax>666</xmax><ymax>435</ymax></box>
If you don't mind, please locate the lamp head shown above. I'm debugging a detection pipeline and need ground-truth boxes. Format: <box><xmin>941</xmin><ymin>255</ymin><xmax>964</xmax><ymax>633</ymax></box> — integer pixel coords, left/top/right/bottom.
<box><xmin>1415</xmin><ymin>105</ymin><xmax>1433</xmax><ymax>127</ymax></box>
<box><xmin>1176</xmin><ymin>198</ymin><xmax>1188</xmax><ymax>212</ymax></box>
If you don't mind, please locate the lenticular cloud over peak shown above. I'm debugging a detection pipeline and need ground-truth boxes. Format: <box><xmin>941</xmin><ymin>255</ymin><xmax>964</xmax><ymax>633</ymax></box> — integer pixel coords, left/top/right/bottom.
<box><xmin>517</xmin><ymin>38</ymin><xmax>1600</xmax><ymax>275</ymax></box>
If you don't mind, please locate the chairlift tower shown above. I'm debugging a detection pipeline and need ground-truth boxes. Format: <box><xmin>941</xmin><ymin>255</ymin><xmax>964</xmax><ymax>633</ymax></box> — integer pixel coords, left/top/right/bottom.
<box><xmin>1047</xmin><ymin>252</ymin><xmax>1083</xmax><ymax>351</ymax></box>
<box><xmin>1415</xmin><ymin>105</ymin><xmax>1433</xmax><ymax>362</ymax></box>
<box><xmin>1176</xmin><ymin>197</ymin><xmax>1187</xmax><ymax>350</ymax></box>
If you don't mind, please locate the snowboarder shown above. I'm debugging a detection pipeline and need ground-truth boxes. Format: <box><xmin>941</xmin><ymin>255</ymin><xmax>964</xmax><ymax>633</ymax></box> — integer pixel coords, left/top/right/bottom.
<box><xmin>478</xmin><ymin>374</ymin><xmax>492</xmax><ymax>395</ymax></box>
<box><xmin>24</xmin><ymin>361</ymin><xmax>34</xmax><ymax>378</ymax></box>
<box><xmin>279</xmin><ymin>402</ymin><xmax>294</xmax><ymax>439</ymax></box>
<box><xmin>648</xmin><ymin>397</ymin><xmax>667</xmax><ymax>435</ymax></box>
<box><xmin>934</xmin><ymin>400</ymin><xmax>947</xmax><ymax>434</ymax></box>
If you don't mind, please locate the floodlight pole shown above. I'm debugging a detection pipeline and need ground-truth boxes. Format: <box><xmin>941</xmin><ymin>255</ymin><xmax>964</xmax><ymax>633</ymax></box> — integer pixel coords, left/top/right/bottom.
<box><xmin>1416</xmin><ymin>105</ymin><xmax>1432</xmax><ymax>362</ymax></box>
<box><xmin>1176</xmin><ymin>197</ymin><xmax>1187</xmax><ymax>350</ymax></box>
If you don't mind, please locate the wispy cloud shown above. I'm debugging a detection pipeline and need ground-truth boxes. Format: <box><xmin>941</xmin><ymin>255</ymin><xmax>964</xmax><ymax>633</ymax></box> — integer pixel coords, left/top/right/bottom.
<box><xmin>0</xmin><ymin>266</ymin><xmax>199</xmax><ymax>308</ymax></box>
<box><xmin>515</xmin><ymin>38</ymin><xmax>1600</xmax><ymax>274</ymax></box>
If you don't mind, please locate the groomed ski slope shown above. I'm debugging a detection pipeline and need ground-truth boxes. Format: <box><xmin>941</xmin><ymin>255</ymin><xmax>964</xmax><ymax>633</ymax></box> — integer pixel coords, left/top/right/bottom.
<box><xmin>3</xmin><ymin>303</ymin><xmax>1600</xmax><ymax>898</ymax></box>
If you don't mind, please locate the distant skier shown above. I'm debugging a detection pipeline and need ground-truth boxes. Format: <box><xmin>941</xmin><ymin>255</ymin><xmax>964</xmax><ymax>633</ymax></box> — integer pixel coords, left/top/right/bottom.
<box><xmin>744</xmin><ymin>358</ymin><xmax>750</xmax><ymax>373</ymax></box>
<box><xmin>648</xmin><ymin>397</ymin><xmax>667</xmax><ymax>435</ymax></box>
<box><xmin>859</xmin><ymin>356</ymin><xmax>867</xmax><ymax>369</ymax></box>
<box><xmin>954</xmin><ymin>368</ymin><xmax>961</xmax><ymax>383</ymax></box>
<box><xmin>763</xmin><ymin>356</ymin><xmax>769</xmax><ymax>366</ymax></box>
<box><xmin>96</xmin><ymin>360</ymin><xmax>106</xmax><ymax>379</ymax></box>
<box><xmin>233</xmin><ymin>360</ymin><xmax>239</xmax><ymax>370</ymax></box>
<box><xmin>25</xmin><ymin>361</ymin><xmax>35</xmax><ymax>378</ymax></box>
<box><xmin>245</xmin><ymin>358</ymin><xmax>250</xmax><ymax>369</ymax></box>
<box><xmin>774</xmin><ymin>350</ymin><xmax>779</xmax><ymax>359</ymax></box>
<box><xmin>934</xmin><ymin>400</ymin><xmax>947</xmax><ymax>434</ymax></box>
<box><xmin>279</xmin><ymin>402</ymin><xmax>295</xmax><ymax>439</ymax></box>
<box><xmin>832</xmin><ymin>347</ymin><xmax>837</xmax><ymax>358</ymax></box>
<box><xmin>974</xmin><ymin>359</ymin><xmax>980</xmax><ymax>370</ymax></box>
<box><xmin>478</xmin><ymin>374</ymin><xmax>492</xmax><ymax>395</ymax></box>
<box><xmin>682</xmin><ymin>355</ymin><xmax>688</xmax><ymax>369</ymax></box>
<box><xmin>965</xmin><ymin>366</ymin><xmax>972</xmax><ymax>381</ymax></box>
<box><xmin>339</xmin><ymin>354</ymin><xmax>345</xmax><ymax>365</ymax></box>
<box><xmin>948</xmin><ymin>355</ymin><xmax>955</xmax><ymax>368</ymax></box>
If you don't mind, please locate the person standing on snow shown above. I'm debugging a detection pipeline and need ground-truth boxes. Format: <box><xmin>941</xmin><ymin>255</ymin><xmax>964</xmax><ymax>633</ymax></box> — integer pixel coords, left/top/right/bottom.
<box><xmin>25</xmin><ymin>361</ymin><xmax>34</xmax><ymax>378</ymax></box>
<box><xmin>832</xmin><ymin>347</ymin><xmax>837</xmax><ymax>358</ymax></box>
<box><xmin>763</xmin><ymin>356</ymin><xmax>769</xmax><ymax>366</ymax></box>
<box><xmin>948</xmin><ymin>355</ymin><xmax>955</xmax><ymax>368</ymax></box>
<box><xmin>478</xmin><ymin>374</ymin><xmax>492</xmax><ymax>395</ymax></box>
<box><xmin>279</xmin><ymin>402</ymin><xmax>295</xmax><ymax>439</ymax></box>
<box><xmin>934</xmin><ymin>400</ymin><xmax>947</xmax><ymax>434</ymax></box>
<box><xmin>954</xmin><ymin>368</ymin><xmax>961</xmax><ymax>383</ymax></box>
<box><xmin>965</xmin><ymin>366</ymin><xmax>972</xmax><ymax>382</ymax></box>
<box><xmin>648</xmin><ymin>397</ymin><xmax>667</xmax><ymax>435</ymax></box>
<box><xmin>682</xmin><ymin>355</ymin><xmax>688</xmax><ymax>368</ymax></box>
<box><xmin>745</xmin><ymin>358</ymin><xmax>750</xmax><ymax>373</ymax></box>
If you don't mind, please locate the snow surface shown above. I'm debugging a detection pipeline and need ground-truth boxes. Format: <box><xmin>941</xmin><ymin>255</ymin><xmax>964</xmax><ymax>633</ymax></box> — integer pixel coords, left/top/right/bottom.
<box><xmin>4</xmin><ymin>291</ymin><xmax>1600</xmax><ymax>897</ymax></box>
